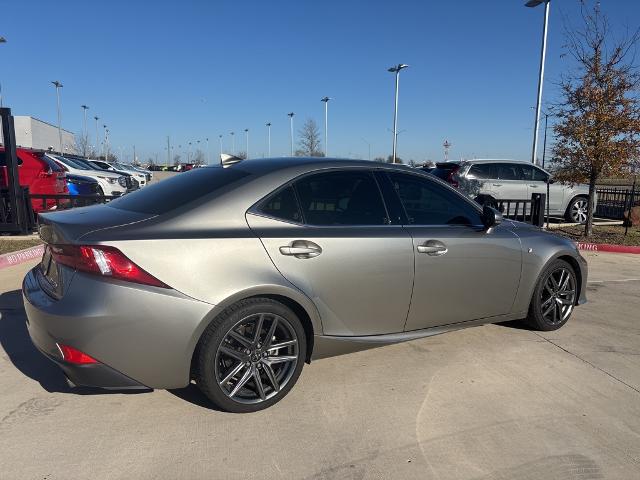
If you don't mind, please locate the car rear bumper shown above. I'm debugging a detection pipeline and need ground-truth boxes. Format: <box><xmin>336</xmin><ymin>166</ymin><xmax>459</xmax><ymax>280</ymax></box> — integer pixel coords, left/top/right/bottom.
<box><xmin>22</xmin><ymin>266</ymin><xmax>215</xmax><ymax>389</ymax></box>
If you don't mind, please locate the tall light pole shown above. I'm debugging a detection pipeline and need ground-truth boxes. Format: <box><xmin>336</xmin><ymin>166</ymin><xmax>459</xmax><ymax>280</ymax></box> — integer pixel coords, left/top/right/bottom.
<box><xmin>387</xmin><ymin>64</ymin><xmax>409</xmax><ymax>164</ymax></box>
<box><xmin>288</xmin><ymin>112</ymin><xmax>295</xmax><ymax>156</ymax></box>
<box><xmin>94</xmin><ymin>116</ymin><xmax>99</xmax><ymax>158</ymax></box>
<box><xmin>81</xmin><ymin>105</ymin><xmax>89</xmax><ymax>156</ymax></box>
<box><xmin>218</xmin><ymin>134</ymin><xmax>223</xmax><ymax>157</ymax></box>
<box><xmin>166</xmin><ymin>135</ymin><xmax>171</xmax><ymax>166</ymax></box>
<box><xmin>103</xmin><ymin>125</ymin><xmax>108</xmax><ymax>160</ymax></box>
<box><xmin>0</xmin><ymin>36</ymin><xmax>6</xmax><ymax>108</ymax></box>
<box><xmin>321</xmin><ymin>97</ymin><xmax>331</xmax><ymax>156</ymax></box>
<box><xmin>526</xmin><ymin>0</ymin><xmax>551</xmax><ymax>164</ymax></box>
<box><xmin>244</xmin><ymin>128</ymin><xmax>249</xmax><ymax>159</ymax></box>
<box><xmin>51</xmin><ymin>81</ymin><xmax>64</xmax><ymax>154</ymax></box>
<box><xmin>266</xmin><ymin>123</ymin><xmax>272</xmax><ymax>157</ymax></box>
<box><xmin>206</xmin><ymin>137</ymin><xmax>209</xmax><ymax>164</ymax></box>
<box><xmin>230</xmin><ymin>132</ymin><xmax>235</xmax><ymax>154</ymax></box>
<box><xmin>361</xmin><ymin>137</ymin><xmax>371</xmax><ymax>161</ymax></box>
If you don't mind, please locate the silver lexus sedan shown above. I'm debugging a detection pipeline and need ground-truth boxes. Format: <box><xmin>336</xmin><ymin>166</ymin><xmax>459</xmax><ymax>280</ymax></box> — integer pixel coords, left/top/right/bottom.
<box><xmin>23</xmin><ymin>158</ymin><xmax>588</xmax><ymax>412</ymax></box>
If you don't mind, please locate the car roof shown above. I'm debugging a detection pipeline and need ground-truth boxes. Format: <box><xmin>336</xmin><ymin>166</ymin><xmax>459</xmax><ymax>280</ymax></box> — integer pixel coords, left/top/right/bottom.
<box><xmin>225</xmin><ymin>157</ymin><xmax>417</xmax><ymax>175</ymax></box>
<box><xmin>462</xmin><ymin>158</ymin><xmax>535</xmax><ymax>165</ymax></box>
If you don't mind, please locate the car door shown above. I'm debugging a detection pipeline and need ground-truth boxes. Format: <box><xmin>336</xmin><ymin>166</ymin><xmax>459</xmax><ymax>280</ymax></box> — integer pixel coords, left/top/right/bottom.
<box><xmin>522</xmin><ymin>165</ymin><xmax>565</xmax><ymax>214</ymax></box>
<box><xmin>247</xmin><ymin>169</ymin><xmax>415</xmax><ymax>336</ymax></box>
<box><xmin>493</xmin><ymin>163</ymin><xmax>529</xmax><ymax>200</ymax></box>
<box><xmin>382</xmin><ymin>171</ymin><xmax>522</xmax><ymax>332</ymax></box>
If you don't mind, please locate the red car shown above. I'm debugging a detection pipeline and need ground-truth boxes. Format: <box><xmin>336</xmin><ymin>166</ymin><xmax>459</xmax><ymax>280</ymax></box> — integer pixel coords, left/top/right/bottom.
<box><xmin>0</xmin><ymin>147</ymin><xmax>68</xmax><ymax>213</ymax></box>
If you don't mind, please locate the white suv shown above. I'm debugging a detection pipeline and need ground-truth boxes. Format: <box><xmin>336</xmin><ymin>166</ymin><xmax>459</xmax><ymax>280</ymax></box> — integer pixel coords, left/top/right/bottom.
<box><xmin>46</xmin><ymin>154</ymin><xmax>127</xmax><ymax>197</ymax></box>
<box><xmin>432</xmin><ymin>159</ymin><xmax>595</xmax><ymax>224</ymax></box>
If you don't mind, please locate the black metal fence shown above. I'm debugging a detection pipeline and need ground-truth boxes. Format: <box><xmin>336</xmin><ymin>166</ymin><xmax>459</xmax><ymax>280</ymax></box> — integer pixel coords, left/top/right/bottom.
<box><xmin>595</xmin><ymin>187</ymin><xmax>639</xmax><ymax>220</ymax></box>
<box><xmin>495</xmin><ymin>193</ymin><xmax>546</xmax><ymax>227</ymax></box>
<box><xmin>28</xmin><ymin>194</ymin><xmax>118</xmax><ymax>213</ymax></box>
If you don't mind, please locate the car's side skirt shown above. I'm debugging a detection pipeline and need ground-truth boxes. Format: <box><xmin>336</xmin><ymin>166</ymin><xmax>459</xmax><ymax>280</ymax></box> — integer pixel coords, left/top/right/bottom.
<box><xmin>311</xmin><ymin>311</ymin><xmax>527</xmax><ymax>360</ymax></box>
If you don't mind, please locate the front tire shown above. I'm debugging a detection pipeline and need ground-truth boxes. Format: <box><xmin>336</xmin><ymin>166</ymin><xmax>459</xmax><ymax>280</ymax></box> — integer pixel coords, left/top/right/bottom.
<box><xmin>195</xmin><ymin>298</ymin><xmax>306</xmax><ymax>413</ymax></box>
<box><xmin>526</xmin><ymin>259</ymin><xmax>577</xmax><ymax>331</ymax></box>
<box><xmin>565</xmin><ymin>196</ymin><xmax>588</xmax><ymax>224</ymax></box>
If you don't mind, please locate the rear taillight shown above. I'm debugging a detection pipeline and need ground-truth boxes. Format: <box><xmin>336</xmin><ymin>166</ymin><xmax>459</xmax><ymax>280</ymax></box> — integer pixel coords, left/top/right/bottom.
<box><xmin>447</xmin><ymin>166</ymin><xmax>460</xmax><ymax>188</ymax></box>
<box><xmin>50</xmin><ymin>244</ymin><xmax>168</xmax><ymax>288</ymax></box>
<box><xmin>58</xmin><ymin>344</ymin><xmax>98</xmax><ymax>364</ymax></box>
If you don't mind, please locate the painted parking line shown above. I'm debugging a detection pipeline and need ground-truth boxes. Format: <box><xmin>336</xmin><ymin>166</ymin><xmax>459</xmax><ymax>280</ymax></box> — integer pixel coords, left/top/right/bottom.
<box><xmin>588</xmin><ymin>278</ymin><xmax>640</xmax><ymax>284</ymax></box>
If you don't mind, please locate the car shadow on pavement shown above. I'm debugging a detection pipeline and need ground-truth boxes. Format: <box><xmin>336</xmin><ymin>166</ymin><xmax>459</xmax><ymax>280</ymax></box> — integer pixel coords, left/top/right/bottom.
<box><xmin>167</xmin><ymin>385</ymin><xmax>222</xmax><ymax>411</ymax></box>
<box><xmin>0</xmin><ymin>289</ymin><xmax>149</xmax><ymax>396</ymax></box>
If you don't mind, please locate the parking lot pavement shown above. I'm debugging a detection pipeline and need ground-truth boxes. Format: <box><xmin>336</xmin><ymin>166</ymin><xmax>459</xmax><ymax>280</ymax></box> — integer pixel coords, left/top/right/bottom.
<box><xmin>1</xmin><ymin>253</ymin><xmax>639</xmax><ymax>480</ymax></box>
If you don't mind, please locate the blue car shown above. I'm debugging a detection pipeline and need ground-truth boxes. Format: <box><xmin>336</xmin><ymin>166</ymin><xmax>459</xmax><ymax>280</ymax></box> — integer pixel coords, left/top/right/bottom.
<box><xmin>66</xmin><ymin>173</ymin><xmax>100</xmax><ymax>195</ymax></box>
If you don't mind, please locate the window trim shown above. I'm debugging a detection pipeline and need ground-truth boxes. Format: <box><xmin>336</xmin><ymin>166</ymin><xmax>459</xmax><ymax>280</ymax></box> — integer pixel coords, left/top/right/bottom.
<box><xmin>382</xmin><ymin>169</ymin><xmax>486</xmax><ymax>229</ymax></box>
<box><xmin>249</xmin><ymin>167</ymin><xmax>393</xmax><ymax>228</ymax></box>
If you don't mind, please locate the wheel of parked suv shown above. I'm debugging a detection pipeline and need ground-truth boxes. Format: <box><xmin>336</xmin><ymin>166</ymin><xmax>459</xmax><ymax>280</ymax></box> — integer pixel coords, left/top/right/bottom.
<box><xmin>475</xmin><ymin>195</ymin><xmax>498</xmax><ymax>210</ymax></box>
<box><xmin>195</xmin><ymin>298</ymin><xmax>306</xmax><ymax>413</ymax></box>
<box><xmin>526</xmin><ymin>259</ymin><xmax>577</xmax><ymax>331</ymax></box>
<box><xmin>565</xmin><ymin>196</ymin><xmax>588</xmax><ymax>224</ymax></box>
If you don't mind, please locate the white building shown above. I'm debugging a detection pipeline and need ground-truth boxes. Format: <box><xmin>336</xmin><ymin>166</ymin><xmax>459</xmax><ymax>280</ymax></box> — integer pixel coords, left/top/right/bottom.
<box><xmin>6</xmin><ymin>116</ymin><xmax>76</xmax><ymax>154</ymax></box>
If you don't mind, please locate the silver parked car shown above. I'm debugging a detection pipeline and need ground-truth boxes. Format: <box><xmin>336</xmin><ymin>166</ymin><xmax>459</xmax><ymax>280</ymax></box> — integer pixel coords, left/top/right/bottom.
<box><xmin>23</xmin><ymin>158</ymin><xmax>588</xmax><ymax>412</ymax></box>
<box><xmin>431</xmin><ymin>159</ymin><xmax>594</xmax><ymax>223</ymax></box>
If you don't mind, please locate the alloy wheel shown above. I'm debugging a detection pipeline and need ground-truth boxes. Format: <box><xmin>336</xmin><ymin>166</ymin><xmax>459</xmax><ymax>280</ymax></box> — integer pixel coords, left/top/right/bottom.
<box><xmin>570</xmin><ymin>199</ymin><xmax>588</xmax><ymax>223</ymax></box>
<box><xmin>540</xmin><ymin>267</ymin><xmax>576</xmax><ymax>325</ymax></box>
<box><xmin>214</xmin><ymin>313</ymin><xmax>299</xmax><ymax>405</ymax></box>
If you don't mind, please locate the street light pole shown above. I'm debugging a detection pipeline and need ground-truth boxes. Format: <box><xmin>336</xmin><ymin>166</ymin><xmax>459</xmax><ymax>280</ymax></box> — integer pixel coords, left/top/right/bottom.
<box><xmin>244</xmin><ymin>129</ymin><xmax>249</xmax><ymax>159</ymax></box>
<box><xmin>526</xmin><ymin>0</ymin><xmax>551</xmax><ymax>165</ymax></box>
<box><xmin>321</xmin><ymin>97</ymin><xmax>331</xmax><ymax>156</ymax></box>
<box><xmin>266</xmin><ymin>123</ymin><xmax>272</xmax><ymax>157</ymax></box>
<box><xmin>361</xmin><ymin>138</ymin><xmax>371</xmax><ymax>161</ymax></box>
<box><xmin>81</xmin><ymin>105</ymin><xmax>89</xmax><ymax>156</ymax></box>
<box><xmin>387</xmin><ymin>64</ymin><xmax>409</xmax><ymax>164</ymax></box>
<box><xmin>51</xmin><ymin>81</ymin><xmax>64</xmax><ymax>154</ymax></box>
<box><xmin>230</xmin><ymin>132</ymin><xmax>235</xmax><ymax>154</ymax></box>
<box><xmin>0</xmin><ymin>36</ymin><xmax>6</xmax><ymax>108</ymax></box>
<box><xmin>541</xmin><ymin>112</ymin><xmax>549</xmax><ymax>169</ymax></box>
<box><xmin>288</xmin><ymin>112</ymin><xmax>295</xmax><ymax>156</ymax></box>
<box><xmin>94</xmin><ymin>116</ymin><xmax>99</xmax><ymax>159</ymax></box>
<box><xmin>167</xmin><ymin>135</ymin><xmax>171</xmax><ymax>166</ymax></box>
<box><xmin>218</xmin><ymin>134</ymin><xmax>223</xmax><ymax>157</ymax></box>
<box><xmin>206</xmin><ymin>137</ymin><xmax>209</xmax><ymax>165</ymax></box>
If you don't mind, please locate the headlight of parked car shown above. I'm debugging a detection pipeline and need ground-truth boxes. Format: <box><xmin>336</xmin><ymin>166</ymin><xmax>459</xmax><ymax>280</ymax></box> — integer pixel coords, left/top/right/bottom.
<box><xmin>118</xmin><ymin>176</ymin><xmax>127</xmax><ymax>187</ymax></box>
<box><xmin>98</xmin><ymin>176</ymin><xmax>117</xmax><ymax>184</ymax></box>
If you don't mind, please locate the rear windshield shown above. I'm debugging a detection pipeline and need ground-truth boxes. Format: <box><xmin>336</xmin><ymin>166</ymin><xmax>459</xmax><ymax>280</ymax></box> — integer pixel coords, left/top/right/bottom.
<box><xmin>431</xmin><ymin>163</ymin><xmax>459</xmax><ymax>180</ymax></box>
<box><xmin>108</xmin><ymin>166</ymin><xmax>250</xmax><ymax>214</ymax></box>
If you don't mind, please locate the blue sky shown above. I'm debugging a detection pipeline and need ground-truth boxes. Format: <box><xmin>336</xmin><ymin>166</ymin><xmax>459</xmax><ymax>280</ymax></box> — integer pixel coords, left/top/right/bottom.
<box><xmin>1</xmin><ymin>0</ymin><xmax>639</xmax><ymax>163</ymax></box>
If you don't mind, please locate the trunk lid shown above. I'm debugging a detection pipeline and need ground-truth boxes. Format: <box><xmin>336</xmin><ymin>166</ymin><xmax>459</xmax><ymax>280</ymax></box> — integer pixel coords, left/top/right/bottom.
<box><xmin>38</xmin><ymin>204</ymin><xmax>156</xmax><ymax>245</ymax></box>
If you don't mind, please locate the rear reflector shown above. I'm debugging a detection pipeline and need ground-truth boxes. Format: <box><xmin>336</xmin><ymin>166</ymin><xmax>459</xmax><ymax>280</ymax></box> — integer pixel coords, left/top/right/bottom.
<box><xmin>50</xmin><ymin>244</ymin><xmax>169</xmax><ymax>288</ymax></box>
<box><xmin>58</xmin><ymin>344</ymin><xmax>98</xmax><ymax>364</ymax></box>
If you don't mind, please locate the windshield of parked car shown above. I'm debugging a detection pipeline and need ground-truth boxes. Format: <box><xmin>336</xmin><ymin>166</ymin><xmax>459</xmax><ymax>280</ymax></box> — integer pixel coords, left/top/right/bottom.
<box><xmin>108</xmin><ymin>166</ymin><xmax>251</xmax><ymax>214</ymax></box>
<box><xmin>52</xmin><ymin>155</ymin><xmax>92</xmax><ymax>171</ymax></box>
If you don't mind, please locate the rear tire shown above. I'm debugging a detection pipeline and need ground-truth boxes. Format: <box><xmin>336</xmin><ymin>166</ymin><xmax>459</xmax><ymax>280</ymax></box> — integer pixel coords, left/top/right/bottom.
<box><xmin>565</xmin><ymin>196</ymin><xmax>588</xmax><ymax>224</ymax></box>
<box><xmin>195</xmin><ymin>298</ymin><xmax>306</xmax><ymax>413</ymax></box>
<box><xmin>526</xmin><ymin>259</ymin><xmax>577</xmax><ymax>331</ymax></box>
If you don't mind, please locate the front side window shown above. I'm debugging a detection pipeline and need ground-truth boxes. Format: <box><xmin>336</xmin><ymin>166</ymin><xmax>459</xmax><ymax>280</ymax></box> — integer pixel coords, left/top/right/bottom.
<box><xmin>294</xmin><ymin>170</ymin><xmax>388</xmax><ymax>226</ymax></box>
<box><xmin>387</xmin><ymin>172</ymin><xmax>482</xmax><ymax>226</ymax></box>
<box><xmin>496</xmin><ymin>163</ymin><xmax>525</xmax><ymax>181</ymax></box>
<box><xmin>258</xmin><ymin>185</ymin><xmax>302</xmax><ymax>223</ymax></box>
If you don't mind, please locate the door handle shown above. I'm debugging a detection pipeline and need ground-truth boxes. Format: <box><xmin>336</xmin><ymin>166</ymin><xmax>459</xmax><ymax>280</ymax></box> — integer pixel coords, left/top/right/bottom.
<box><xmin>279</xmin><ymin>240</ymin><xmax>322</xmax><ymax>258</ymax></box>
<box><xmin>492</xmin><ymin>183</ymin><xmax>503</xmax><ymax>187</ymax></box>
<box><xmin>417</xmin><ymin>240</ymin><xmax>448</xmax><ymax>256</ymax></box>
<box><xmin>529</xmin><ymin>184</ymin><xmax>539</xmax><ymax>188</ymax></box>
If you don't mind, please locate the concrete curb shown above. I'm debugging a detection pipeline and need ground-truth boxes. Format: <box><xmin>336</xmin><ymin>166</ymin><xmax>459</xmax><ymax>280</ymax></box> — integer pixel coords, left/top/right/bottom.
<box><xmin>577</xmin><ymin>242</ymin><xmax>640</xmax><ymax>254</ymax></box>
<box><xmin>0</xmin><ymin>245</ymin><xmax>45</xmax><ymax>270</ymax></box>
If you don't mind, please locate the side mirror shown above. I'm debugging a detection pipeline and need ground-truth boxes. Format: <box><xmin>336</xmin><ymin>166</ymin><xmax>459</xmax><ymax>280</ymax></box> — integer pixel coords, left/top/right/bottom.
<box><xmin>482</xmin><ymin>206</ymin><xmax>502</xmax><ymax>230</ymax></box>
<box><xmin>546</xmin><ymin>177</ymin><xmax>555</xmax><ymax>184</ymax></box>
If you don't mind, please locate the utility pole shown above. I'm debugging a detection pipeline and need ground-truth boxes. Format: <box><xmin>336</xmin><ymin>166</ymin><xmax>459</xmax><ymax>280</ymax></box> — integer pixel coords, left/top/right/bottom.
<box><xmin>94</xmin><ymin>116</ymin><xmax>99</xmax><ymax>158</ymax></box>
<box><xmin>244</xmin><ymin>128</ymin><xmax>249</xmax><ymax>159</ymax></box>
<box><xmin>387</xmin><ymin>64</ymin><xmax>409</xmax><ymax>164</ymax></box>
<box><xmin>321</xmin><ymin>97</ymin><xmax>331</xmax><ymax>156</ymax></box>
<box><xmin>81</xmin><ymin>105</ymin><xmax>89</xmax><ymax>156</ymax></box>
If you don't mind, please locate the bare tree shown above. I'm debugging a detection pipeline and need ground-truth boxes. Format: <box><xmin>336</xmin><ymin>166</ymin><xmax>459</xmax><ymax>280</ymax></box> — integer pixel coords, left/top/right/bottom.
<box><xmin>296</xmin><ymin>118</ymin><xmax>324</xmax><ymax>157</ymax></box>
<box><xmin>552</xmin><ymin>1</ymin><xmax>640</xmax><ymax>236</ymax></box>
<box><xmin>173</xmin><ymin>154</ymin><xmax>181</xmax><ymax>166</ymax></box>
<box><xmin>74</xmin><ymin>134</ymin><xmax>95</xmax><ymax>158</ymax></box>
<box><xmin>192</xmin><ymin>149</ymin><xmax>205</xmax><ymax>165</ymax></box>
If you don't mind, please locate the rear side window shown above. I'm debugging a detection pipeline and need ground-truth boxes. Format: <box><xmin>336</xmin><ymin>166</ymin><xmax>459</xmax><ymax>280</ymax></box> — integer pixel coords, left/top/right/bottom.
<box><xmin>258</xmin><ymin>185</ymin><xmax>302</xmax><ymax>223</ymax></box>
<box><xmin>294</xmin><ymin>171</ymin><xmax>388</xmax><ymax>226</ymax></box>
<box><xmin>430</xmin><ymin>163</ymin><xmax>459</xmax><ymax>181</ymax></box>
<box><xmin>466</xmin><ymin>163</ymin><xmax>496</xmax><ymax>179</ymax></box>
<box><xmin>109</xmin><ymin>167</ymin><xmax>250</xmax><ymax>214</ymax></box>
<box><xmin>387</xmin><ymin>172</ymin><xmax>482</xmax><ymax>226</ymax></box>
